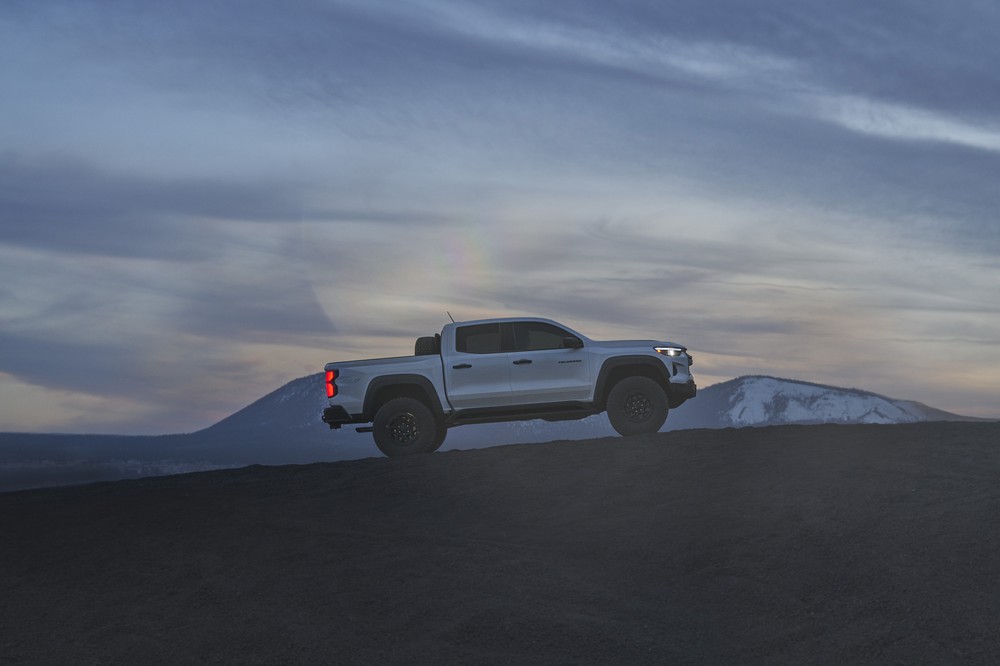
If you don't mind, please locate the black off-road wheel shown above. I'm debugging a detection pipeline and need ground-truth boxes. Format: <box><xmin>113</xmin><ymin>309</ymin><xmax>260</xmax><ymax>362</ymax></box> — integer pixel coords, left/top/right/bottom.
<box><xmin>372</xmin><ymin>397</ymin><xmax>439</xmax><ymax>457</ymax></box>
<box><xmin>606</xmin><ymin>376</ymin><xmax>668</xmax><ymax>436</ymax></box>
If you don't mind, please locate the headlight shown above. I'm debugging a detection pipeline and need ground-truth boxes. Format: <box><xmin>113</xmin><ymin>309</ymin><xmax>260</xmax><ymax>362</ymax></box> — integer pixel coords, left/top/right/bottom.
<box><xmin>654</xmin><ymin>346</ymin><xmax>686</xmax><ymax>357</ymax></box>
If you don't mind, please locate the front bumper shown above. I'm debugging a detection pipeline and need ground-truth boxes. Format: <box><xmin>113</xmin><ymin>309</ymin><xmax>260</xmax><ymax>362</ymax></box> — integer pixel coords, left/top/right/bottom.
<box><xmin>669</xmin><ymin>379</ymin><xmax>697</xmax><ymax>400</ymax></box>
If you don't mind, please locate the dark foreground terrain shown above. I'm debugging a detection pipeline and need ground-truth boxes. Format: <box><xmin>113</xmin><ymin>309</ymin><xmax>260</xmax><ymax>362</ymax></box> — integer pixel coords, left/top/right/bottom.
<box><xmin>2</xmin><ymin>422</ymin><xmax>999</xmax><ymax>664</ymax></box>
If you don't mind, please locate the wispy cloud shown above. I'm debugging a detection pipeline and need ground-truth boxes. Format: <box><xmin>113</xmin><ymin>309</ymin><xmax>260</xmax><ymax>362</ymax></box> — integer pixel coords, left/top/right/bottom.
<box><xmin>811</xmin><ymin>95</ymin><xmax>1000</xmax><ymax>153</ymax></box>
<box><xmin>0</xmin><ymin>155</ymin><xmax>307</xmax><ymax>257</ymax></box>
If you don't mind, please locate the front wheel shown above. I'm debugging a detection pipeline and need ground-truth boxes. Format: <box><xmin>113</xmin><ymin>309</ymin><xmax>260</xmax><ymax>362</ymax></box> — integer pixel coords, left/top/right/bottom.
<box><xmin>606</xmin><ymin>376</ymin><xmax>668</xmax><ymax>436</ymax></box>
<box><xmin>427</xmin><ymin>421</ymin><xmax>448</xmax><ymax>453</ymax></box>
<box><xmin>372</xmin><ymin>398</ymin><xmax>440</xmax><ymax>457</ymax></box>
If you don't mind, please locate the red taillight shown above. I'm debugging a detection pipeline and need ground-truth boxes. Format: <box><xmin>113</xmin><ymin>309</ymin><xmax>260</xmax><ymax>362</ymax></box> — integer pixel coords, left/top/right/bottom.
<box><xmin>325</xmin><ymin>370</ymin><xmax>338</xmax><ymax>398</ymax></box>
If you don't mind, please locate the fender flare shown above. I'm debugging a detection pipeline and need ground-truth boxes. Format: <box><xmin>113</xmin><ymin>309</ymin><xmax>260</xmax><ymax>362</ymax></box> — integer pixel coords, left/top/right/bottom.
<box><xmin>594</xmin><ymin>355</ymin><xmax>672</xmax><ymax>408</ymax></box>
<box><xmin>362</xmin><ymin>374</ymin><xmax>446</xmax><ymax>419</ymax></box>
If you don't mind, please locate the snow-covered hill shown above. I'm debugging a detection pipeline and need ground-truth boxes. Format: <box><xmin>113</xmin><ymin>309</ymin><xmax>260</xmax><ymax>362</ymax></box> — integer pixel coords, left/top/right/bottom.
<box><xmin>205</xmin><ymin>374</ymin><xmax>329</xmax><ymax>435</ymax></box>
<box><xmin>663</xmin><ymin>375</ymin><xmax>978</xmax><ymax>431</ymax></box>
<box><xmin>725</xmin><ymin>376</ymin><xmax>929</xmax><ymax>425</ymax></box>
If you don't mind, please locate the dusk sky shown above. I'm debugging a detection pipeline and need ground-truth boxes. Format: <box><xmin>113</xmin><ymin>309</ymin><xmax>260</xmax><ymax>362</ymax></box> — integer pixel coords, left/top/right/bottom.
<box><xmin>2</xmin><ymin>0</ymin><xmax>998</xmax><ymax>435</ymax></box>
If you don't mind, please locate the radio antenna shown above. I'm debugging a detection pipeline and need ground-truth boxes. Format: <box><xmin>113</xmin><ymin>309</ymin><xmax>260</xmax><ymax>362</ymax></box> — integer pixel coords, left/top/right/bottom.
<box><xmin>446</xmin><ymin>311</ymin><xmax>456</xmax><ymax>323</ymax></box>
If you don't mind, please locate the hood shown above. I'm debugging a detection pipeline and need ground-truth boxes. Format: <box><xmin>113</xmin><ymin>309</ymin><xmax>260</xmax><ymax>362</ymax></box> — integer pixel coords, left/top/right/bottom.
<box><xmin>595</xmin><ymin>339</ymin><xmax>685</xmax><ymax>350</ymax></box>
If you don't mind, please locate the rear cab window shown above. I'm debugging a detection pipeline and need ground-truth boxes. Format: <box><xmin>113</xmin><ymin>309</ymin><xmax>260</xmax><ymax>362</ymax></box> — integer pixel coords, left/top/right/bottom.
<box><xmin>455</xmin><ymin>323</ymin><xmax>502</xmax><ymax>354</ymax></box>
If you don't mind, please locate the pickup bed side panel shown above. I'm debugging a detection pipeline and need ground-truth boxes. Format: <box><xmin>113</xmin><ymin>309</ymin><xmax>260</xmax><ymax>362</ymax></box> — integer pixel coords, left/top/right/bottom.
<box><xmin>326</xmin><ymin>354</ymin><xmax>446</xmax><ymax>418</ymax></box>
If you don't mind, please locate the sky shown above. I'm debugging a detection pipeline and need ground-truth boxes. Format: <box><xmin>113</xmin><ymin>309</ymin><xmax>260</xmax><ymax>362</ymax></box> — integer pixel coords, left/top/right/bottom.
<box><xmin>1</xmin><ymin>0</ymin><xmax>999</xmax><ymax>435</ymax></box>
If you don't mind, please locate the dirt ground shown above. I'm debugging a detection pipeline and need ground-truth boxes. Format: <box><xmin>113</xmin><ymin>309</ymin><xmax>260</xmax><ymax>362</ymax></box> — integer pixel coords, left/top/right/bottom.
<box><xmin>2</xmin><ymin>422</ymin><xmax>999</xmax><ymax>665</ymax></box>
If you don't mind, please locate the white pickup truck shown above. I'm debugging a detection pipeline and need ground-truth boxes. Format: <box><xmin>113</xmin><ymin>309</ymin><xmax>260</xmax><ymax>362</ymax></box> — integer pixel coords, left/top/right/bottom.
<box><xmin>322</xmin><ymin>317</ymin><xmax>696</xmax><ymax>456</ymax></box>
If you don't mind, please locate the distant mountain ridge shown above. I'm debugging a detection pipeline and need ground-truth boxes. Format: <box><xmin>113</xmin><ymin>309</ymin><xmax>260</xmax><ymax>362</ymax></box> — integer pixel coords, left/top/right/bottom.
<box><xmin>0</xmin><ymin>374</ymin><xmax>987</xmax><ymax>492</ymax></box>
<box><xmin>194</xmin><ymin>373</ymin><xmax>983</xmax><ymax>449</ymax></box>
<box><xmin>663</xmin><ymin>375</ymin><xmax>979</xmax><ymax>431</ymax></box>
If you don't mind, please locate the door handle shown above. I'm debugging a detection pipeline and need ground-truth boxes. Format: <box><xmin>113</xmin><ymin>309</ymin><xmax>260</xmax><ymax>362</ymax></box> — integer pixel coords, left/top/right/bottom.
<box><xmin>512</xmin><ymin>359</ymin><xmax>533</xmax><ymax>365</ymax></box>
<box><xmin>452</xmin><ymin>363</ymin><xmax>472</xmax><ymax>369</ymax></box>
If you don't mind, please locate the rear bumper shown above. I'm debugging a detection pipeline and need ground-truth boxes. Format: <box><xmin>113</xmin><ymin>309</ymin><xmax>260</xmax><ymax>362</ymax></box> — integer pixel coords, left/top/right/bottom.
<box><xmin>321</xmin><ymin>406</ymin><xmax>365</xmax><ymax>430</ymax></box>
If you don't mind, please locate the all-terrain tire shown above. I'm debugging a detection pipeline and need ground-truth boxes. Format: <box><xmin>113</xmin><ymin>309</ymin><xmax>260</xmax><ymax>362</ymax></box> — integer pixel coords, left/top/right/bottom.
<box><xmin>427</xmin><ymin>421</ymin><xmax>448</xmax><ymax>453</ymax></box>
<box><xmin>606</xmin><ymin>376</ymin><xmax>668</xmax><ymax>437</ymax></box>
<box><xmin>372</xmin><ymin>397</ymin><xmax>440</xmax><ymax>457</ymax></box>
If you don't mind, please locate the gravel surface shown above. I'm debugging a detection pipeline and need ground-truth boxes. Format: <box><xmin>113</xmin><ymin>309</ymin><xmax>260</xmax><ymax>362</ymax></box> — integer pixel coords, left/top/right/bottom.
<box><xmin>2</xmin><ymin>422</ymin><xmax>999</xmax><ymax>664</ymax></box>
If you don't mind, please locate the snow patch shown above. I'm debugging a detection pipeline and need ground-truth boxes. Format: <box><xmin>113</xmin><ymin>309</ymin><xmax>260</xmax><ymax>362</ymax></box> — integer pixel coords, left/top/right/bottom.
<box><xmin>725</xmin><ymin>377</ymin><xmax>922</xmax><ymax>427</ymax></box>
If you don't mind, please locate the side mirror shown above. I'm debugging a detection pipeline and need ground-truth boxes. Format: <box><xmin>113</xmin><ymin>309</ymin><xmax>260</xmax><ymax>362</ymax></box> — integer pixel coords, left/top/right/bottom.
<box><xmin>563</xmin><ymin>337</ymin><xmax>584</xmax><ymax>349</ymax></box>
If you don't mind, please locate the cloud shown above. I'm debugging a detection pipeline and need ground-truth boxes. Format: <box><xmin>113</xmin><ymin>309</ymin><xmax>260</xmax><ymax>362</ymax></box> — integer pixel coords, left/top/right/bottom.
<box><xmin>0</xmin><ymin>226</ymin><xmax>336</xmax><ymax>434</ymax></box>
<box><xmin>0</xmin><ymin>155</ymin><xmax>307</xmax><ymax>258</ymax></box>
<box><xmin>811</xmin><ymin>95</ymin><xmax>1000</xmax><ymax>154</ymax></box>
<box><xmin>169</xmin><ymin>242</ymin><xmax>335</xmax><ymax>340</ymax></box>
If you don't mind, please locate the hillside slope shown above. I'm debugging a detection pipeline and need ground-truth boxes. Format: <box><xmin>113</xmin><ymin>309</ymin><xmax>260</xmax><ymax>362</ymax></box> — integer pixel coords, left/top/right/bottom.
<box><xmin>2</xmin><ymin>422</ymin><xmax>999</xmax><ymax>664</ymax></box>
<box><xmin>0</xmin><ymin>374</ymin><xmax>987</xmax><ymax>492</ymax></box>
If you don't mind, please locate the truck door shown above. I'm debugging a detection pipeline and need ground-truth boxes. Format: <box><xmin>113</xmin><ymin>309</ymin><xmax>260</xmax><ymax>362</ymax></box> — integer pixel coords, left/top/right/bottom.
<box><xmin>445</xmin><ymin>323</ymin><xmax>512</xmax><ymax>409</ymax></box>
<box><xmin>508</xmin><ymin>321</ymin><xmax>592</xmax><ymax>404</ymax></box>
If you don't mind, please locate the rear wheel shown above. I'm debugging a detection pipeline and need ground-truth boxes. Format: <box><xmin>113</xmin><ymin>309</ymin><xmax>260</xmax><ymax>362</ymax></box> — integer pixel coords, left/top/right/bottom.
<box><xmin>372</xmin><ymin>398</ymin><xmax>439</xmax><ymax>457</ymax></box>
<box><xmin>606</xmin><ymin>376</ymin><xmax>668</xmax><ymax>436</ymax></box>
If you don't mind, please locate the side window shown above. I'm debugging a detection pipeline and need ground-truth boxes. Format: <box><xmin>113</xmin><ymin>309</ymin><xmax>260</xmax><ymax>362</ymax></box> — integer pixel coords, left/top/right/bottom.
<box><xmin>513</xmin><ymin>322</ymin><xmax>581</xmax><ymax>351</ymax></box>
<box><xmin>455</xmin><ymin>323</ymin><xmax>502</xmax><ymax>354</ymax></box>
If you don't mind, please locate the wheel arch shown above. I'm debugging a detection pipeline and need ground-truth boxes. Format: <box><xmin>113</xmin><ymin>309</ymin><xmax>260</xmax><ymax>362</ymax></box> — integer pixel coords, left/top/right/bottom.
<box><xmin>363</xmin><ymin>375</ymin><xmax>445</xmax><ymax>420</ymax></box>
<box><xmin>594</xmin><ymin>356</ymin><xmax>671</xmax><ymax>409</ymax></box>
